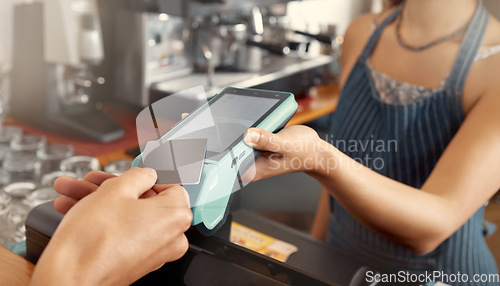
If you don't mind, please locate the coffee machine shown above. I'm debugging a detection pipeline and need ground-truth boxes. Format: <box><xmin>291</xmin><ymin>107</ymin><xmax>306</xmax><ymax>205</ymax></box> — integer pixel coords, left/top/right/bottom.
<box><xmin>11</xmin><ymin>0</ymin><xmax>124</xmax><ymax>142</ymax></box>
<box><xmin>113</xmin><ymin>9</ymin><xmax>193</xmax><ymax>107</ymax></box>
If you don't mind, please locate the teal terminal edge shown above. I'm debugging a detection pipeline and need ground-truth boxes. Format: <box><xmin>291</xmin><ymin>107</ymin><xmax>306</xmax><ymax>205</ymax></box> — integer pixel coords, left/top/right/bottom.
<box><xmin>133</xmin><ymin>87</ymin><xmax>298</xmax><ymax>234</ymax></box>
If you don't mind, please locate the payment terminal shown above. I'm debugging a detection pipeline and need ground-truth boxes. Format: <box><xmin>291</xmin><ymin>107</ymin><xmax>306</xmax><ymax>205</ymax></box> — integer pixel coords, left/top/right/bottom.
<box><xmin>132</xmin><ymin>87</ymin><xmax>298</xmax><ymax>234</ymax></box>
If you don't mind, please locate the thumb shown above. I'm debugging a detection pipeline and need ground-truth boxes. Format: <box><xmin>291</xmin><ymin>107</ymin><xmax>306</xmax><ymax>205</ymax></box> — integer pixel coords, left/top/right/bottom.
<box><xmin>100</xmin><ymin>167</ymin><xmax>158</xmax><ymax>198</ymax></box>
<box><xmin>243</xmin><ymin>128</ymin><xmax>283</xmax><ymax>153</ymax></box>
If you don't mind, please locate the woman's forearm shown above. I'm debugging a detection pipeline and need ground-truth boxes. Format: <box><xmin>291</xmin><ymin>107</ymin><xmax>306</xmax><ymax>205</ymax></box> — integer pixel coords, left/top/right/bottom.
<box><xmin>308</xmin><ymin>140</ymin><xmax>459</xmax><ymax>254</ymax></box>
<box><xmin>309</xmin><ymin>188</ymin><xmax>331</xmax><ymax>240</ymax></box>
<box><xmin>244</xmin><ymin>124</ymin><xmax>498</xmax><ymax>254</ymax></box>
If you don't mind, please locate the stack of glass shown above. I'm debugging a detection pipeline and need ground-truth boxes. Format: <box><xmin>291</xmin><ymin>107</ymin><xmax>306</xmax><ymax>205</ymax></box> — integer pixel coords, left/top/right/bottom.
<box><xmin>0</xmin><ymin>127</ymin><xmax>104</xmax><ymax>245</ymax></box>
<box><xmin>0</xmin><ymin>125</ymin><xmax>135</xmax><ymax>246</ymax></box>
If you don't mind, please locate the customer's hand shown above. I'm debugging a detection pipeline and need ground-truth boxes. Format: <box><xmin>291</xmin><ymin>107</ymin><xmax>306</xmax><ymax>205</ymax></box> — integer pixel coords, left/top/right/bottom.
<box><xmin>52</xmin><ymin>170</ymin><xmax>179</xmax><ymax>214</ymax></box>
<box><xmin>31</xmin><ymin>168</ymin><xmax>192</xmax><ymax>286</ymax></box>
<box><xmin>243</xmin><ymin>125</ymin><xmax>326</xmax><ymax>181</ymax></box>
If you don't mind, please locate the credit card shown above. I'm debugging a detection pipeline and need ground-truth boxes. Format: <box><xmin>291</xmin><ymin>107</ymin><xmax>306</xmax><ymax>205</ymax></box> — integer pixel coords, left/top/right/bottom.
<box><xmin>137</xmin><ymin>138</ymin><xmax>207</xmax><ymax>185</ymax></box>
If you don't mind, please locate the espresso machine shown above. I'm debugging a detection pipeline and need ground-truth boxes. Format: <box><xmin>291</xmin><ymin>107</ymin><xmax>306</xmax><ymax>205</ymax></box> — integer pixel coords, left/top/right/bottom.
<box><xmin>113</xmin><ymin>9</ymin><xmax>194</xmax><ymax>107</ymax></box>
<box><xmin>111</xmin><ymin>1</ymin><xmax>337</xmax><ymax>108</ymax></box>
<box><xmin>11</xmin><ymin>0</ymin><xmax>124</xmax><ymax>142</ymax></box>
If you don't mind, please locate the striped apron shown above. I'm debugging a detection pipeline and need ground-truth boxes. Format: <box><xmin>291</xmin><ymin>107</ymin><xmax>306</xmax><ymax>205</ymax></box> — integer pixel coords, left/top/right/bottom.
<box><xmin>324</xmin><ymin>1</ymin><xmax>498</xmax><ymax>284</ymax></box>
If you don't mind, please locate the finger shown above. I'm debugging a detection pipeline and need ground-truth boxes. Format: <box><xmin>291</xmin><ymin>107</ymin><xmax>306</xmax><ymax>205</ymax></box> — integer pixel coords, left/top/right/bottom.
<box><xmin>240</xmin><ymin>161</ymin><xmax>257</xmax><ymax>183</ymax></box>
<box><xmin>162</xmin><ymin>234</ymin><xmax>189</xmax><ymax>263</ymax></box>
<box><xmin>181</xmin><ymin>113</ymin><xmax>189</xmax><ymax>119</ymax></box>
<box><xmin>84</xmin><ymin>171</ymin><xmax>117</xmax><ymax>186</ymax></box>
<box><xmin>140</xmin><ymin>189</ymin><xmax>157</xmax><ymax>199</ymax></box>
<box><xmin>243</xmin><ymin>128</ymin><xmax>282</xmax><ymax>153</ymax></box>
<box><xmin>54</xmin><ymin>176</ymin><xmax>99</xmax><ymax>200</ymax></box>
<box><xmin>152</xmin><ymin>263</ymin><xmax>165</xmax><ymax>272</ymax></box>
<box><xmin>156</xmin><ymin>185</ymin><xmax>191</xmax><ymax>209</ymax></box>
<box><xmin>240</xmin><ymin>152</ymin><xmax>285</xmax><ymax>182</ymax></box>
<box><xmin>99</xmin><ymin>167</ymin><xmax>157</xmax><ymax>198</ymax></box>
<box><xmin>152</xmin><ymin>184</ymin><xmax>182</xmax><ymax>194</ymax></box>
<box><xmin>253</xmin><ymin>153</ymin><xmax>289</xmax><ymax>180</ymax></box>
<box><xmin>154</xmin><ymin>234</ymin><xmax>189</xmax><ymax>269</ymax></box>
<box><xmin>53</xmin><ymin>197</ymin><xmax>77</xmax><ymax>214</ymax></box>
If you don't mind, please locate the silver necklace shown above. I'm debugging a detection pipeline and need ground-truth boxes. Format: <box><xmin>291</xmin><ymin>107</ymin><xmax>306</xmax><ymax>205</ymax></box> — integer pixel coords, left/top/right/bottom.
<box><xmin>395</xmin><ymin>4</ymin><xmax>471</xmax><ymax>51</ymax></box>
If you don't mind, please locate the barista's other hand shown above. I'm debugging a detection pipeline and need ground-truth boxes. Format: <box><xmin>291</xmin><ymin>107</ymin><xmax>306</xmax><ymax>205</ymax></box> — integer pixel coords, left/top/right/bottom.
<box><xmin>243</xmin><ymin>125</ymin><xmax>324</xmax><ymax>181</ymax></box>
<box><xmin>32</xmin><ymin>168</ymin><xmax>192</xmax><ymax>286</ymax></box>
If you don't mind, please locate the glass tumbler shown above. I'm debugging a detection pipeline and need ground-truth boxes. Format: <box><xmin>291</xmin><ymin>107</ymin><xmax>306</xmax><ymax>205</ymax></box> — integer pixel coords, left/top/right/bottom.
<box><xmin>0</xmin><ymin>189</ymin><xmax>16</xmax><ymax>245</ymax></box>
<box><xmin>0</xmin><ymin>168</ymin><xmax>11</xmax><ymax>187</ymax></box>
<box><xmin>0</xmin><ymin>126</ymin><xmax>22</xmax><ymax>147</ymax></box>
<box><xmin>0</xmin><ymin>126</ymin><xmax>22</xmax><ymax>165</ymax></box>
<box><xmin>60</xmin><ymin>156</ymin><xmax>101</xmax><ymax>179</ymax></box>
<box><xmin>4</xmin><ymin>181</ymin><xmax>37</xmax><ymax>242</ymax></box>
<box><xmin>0</xmin><ymin>145</ymin><xmax>10</xmax><ymax>165</ymax></box>
<box><xmin>37</xmin><ymin>143</ymin><xmax>74</xmax><ymax>176</ymax></box>
<box><xmin>24</xmin><ymin>186</ymin><xmax>61</xmax><ymax>210</ymax></box>
<box><xmin>10</xmin><ymin>134</ymin><xmax>46</xmax><ymax>156</ymax></box>
<box><xmin>3</xmin><ymin>152</ymin><xmax>41</xmax><ymax>183</ymax></box>
<box><xmin>104</xmin><ymin>159</ymin><xmax>133</xmax><ymax>176</ymax></box>
<box><xmin>40</xmin><ymin>171</ymin><xmax>78</xmax><ymax>187</ymax></box>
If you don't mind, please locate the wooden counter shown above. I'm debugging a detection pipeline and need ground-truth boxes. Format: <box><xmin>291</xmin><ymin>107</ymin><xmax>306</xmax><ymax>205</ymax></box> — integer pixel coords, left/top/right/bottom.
<box><xmin>287</xmin><ymin>84</ymin><xmax>339</xmax><ymax>127</ymax></box>
<box><xmin>0</xmin><ymin>246</ymin><xmax>34</xmax><ymax>286</ymax></box>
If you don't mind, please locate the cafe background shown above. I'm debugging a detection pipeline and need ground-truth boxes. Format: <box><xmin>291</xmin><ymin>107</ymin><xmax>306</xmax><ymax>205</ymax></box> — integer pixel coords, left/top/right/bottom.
<box><xmin>0</xmin><ymin>0</ymin><xmax>499</xmax><ymax>284</ymax></box>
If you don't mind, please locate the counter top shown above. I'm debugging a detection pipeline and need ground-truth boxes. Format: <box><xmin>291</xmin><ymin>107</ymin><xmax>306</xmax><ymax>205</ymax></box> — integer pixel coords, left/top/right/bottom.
<box><xmin>0</xmin><ymin>246</ymin><xmax>34</xmax><ymax>286</ymax></box>
<box><xmin>153</xmin><ymin>55</ymin><xmax>334</xmax><ymax>97</ymax></box>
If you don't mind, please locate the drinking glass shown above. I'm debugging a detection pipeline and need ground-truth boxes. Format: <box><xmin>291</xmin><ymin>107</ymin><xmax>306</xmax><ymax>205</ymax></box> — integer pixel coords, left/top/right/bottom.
<box><xmin>10</xmin><ymin>134</ymin><xmax>46</xmax><ymax>156</ymax></box>
<box><xmin>60</xmin><ymin>156</ymin><xmax>101</xmax><ymax>179</ymax></box>
<box><xmin>37</xmin><ymin>143</ymin><xmax>74</xmax><ymax>176</ymax></box>
<box><xmin>0</xmin><ymin>167</ymin><xmax>11</xmax><ymax>187</ymax></box>
<box><xmin>0</xmin><ymin>189</ymin><xmax>16</xmax><ymax>245</ymax></box>
<box><xmin>3</xmin><ymin>181</ymin><xmax>37</xmax><ymax>242</ymax></box>
<box><xmin>24</xmin><ymin>186</ymin><xmax>61</xmax><ymax>210</ymax></box>
<box><xmin>104</xmin><ymin>159</ymin><xmax>133</xmax><ymax>176</ymax></box>
<box><xmin>0</xmin><ymin>126</ymin><xmax>22</xmax><ymax>146</ymax></box>
<box><xmin>0</xmin><ymin>145</ymin><xmax>10</xmax><ymax>165</ymax></box>
<box><xmin>40</xmin><ymin>171</ymin><xmax>78</xmax><ymax>187</ymax></box>
<box><xmin>0</xmin><ymin>126</ymin><xmax>21</xmax><ymax>166</ymax></box>
<box><xmin>3</xmin><ymin>151</ymin><xmax>41</xmax><ymax>183</ymax></box>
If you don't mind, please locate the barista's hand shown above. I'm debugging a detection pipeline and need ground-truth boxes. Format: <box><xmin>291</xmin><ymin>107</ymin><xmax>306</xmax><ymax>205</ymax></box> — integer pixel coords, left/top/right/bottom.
<box><xmin>31</xmin><ymin>168</ymin><xmax>192</xmax><ymax>286</ymax></box>
<box><xmin>243</xmin><ymin>125</ymin><xmax>327</xmax><ymax>181</ymax></box>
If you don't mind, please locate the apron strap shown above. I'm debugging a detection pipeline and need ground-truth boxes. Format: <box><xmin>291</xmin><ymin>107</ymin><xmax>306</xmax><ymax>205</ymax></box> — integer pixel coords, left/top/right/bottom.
<box><xmin>359</xmin><ymin>5</ymin><xmax>402</xmax><ymax>62</ymax></box>
<box><xmin>444</xmin><ymin>0</ymin><xmax>489</xmax><ymax>93</ymax></box>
